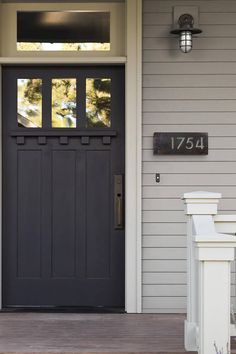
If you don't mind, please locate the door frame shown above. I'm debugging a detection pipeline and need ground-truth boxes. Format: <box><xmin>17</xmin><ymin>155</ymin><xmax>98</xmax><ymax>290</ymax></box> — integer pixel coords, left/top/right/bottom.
<box><xmin>0</xmin><ymin>0</ymin><xmax>142</xmax><ymax>313</ymax></box>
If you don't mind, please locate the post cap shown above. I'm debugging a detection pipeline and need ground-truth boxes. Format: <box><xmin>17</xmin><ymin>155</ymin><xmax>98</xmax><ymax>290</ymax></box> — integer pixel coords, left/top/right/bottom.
<box><xmin>182</xmin><ymin>191</ymin><xmax>222</xmax><ymax>215</ymax></box>
<box><xmin>183</xmin><ymin>191</ymin><xmax>222</xmax><ymax>200</ymax></box>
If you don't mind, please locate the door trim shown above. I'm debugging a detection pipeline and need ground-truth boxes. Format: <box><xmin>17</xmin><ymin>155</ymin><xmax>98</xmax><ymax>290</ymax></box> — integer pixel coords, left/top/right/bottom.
<box><xmin>0</xmin><ymin>0</ymin><xmax>142</xmax><ymax>313</ymax></box>
<box><xmin>125</xmin><ymin>0</ymin><xmax>142</xmax><ymax>313</ymax></box>
<box><xmin>0</xmin><ymin>65</ymin><xmax>2</xmax><ymax>311</ymax></box>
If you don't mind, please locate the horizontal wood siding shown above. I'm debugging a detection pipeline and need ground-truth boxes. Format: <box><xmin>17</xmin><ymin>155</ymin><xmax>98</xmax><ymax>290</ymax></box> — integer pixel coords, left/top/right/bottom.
<box><xmin>142</xmin><ymin>0</ymin><xmax>236</xmax><ymax>313</ymax></box>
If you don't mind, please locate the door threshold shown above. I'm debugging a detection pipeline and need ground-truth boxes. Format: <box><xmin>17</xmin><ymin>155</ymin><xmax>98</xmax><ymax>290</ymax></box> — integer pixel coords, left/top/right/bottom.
<box><xmin>1</xmin><ymin>306</ymin><xmax>126</xmax><ymax>314</ymax></box>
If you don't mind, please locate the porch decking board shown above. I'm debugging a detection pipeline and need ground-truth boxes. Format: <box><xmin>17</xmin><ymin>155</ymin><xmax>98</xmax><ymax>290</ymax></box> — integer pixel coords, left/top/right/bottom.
<box><xmin>0</xmin><ymin>313</ymin><xmax>199</xmax><ymax>353</ymax></box>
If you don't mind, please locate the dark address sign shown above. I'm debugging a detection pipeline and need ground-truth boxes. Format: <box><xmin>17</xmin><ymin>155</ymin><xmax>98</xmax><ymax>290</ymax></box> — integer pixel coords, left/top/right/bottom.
<box><xmin>153</xmin><ymin>132</ymin><xmax>208</xmax><ymax>155</ymax></box>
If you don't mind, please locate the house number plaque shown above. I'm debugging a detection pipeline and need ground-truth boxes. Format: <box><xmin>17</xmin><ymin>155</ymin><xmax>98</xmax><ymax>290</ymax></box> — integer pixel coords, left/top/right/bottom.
<box><xmin>153</xmin><ymin>132</ymin><xmax>208</xmax><ymax>155</ymax></box>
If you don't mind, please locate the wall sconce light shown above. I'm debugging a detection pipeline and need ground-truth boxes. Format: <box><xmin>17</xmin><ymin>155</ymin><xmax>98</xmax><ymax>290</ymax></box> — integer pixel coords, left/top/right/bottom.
<box><xmin>170</xmin><ymin>13</ymin><xmax>202</xmax><ymax>53</ymax></box>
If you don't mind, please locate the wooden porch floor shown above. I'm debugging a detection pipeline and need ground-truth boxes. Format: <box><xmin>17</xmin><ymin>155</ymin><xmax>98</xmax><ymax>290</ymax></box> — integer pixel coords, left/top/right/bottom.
<box><xmin>0</xmin><ymin>313</ymin><xmax>235</xmax><ymax>354</ymax></box>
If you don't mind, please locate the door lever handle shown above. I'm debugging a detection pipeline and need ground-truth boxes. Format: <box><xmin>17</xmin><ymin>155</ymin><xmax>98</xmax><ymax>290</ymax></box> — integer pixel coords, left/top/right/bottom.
<box><xmin>116</xmin><ymin>194</ymin><xmax>122</xmax><ymax>227</ymax></box>
<box><xmin>114</xmin><ymin>175</ymin><xmax>124</xmax><ymax>229</ymax></box>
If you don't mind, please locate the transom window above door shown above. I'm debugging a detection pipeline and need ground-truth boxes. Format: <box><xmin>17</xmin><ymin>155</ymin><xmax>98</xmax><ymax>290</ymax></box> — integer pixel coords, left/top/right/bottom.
<box><xmin>17</xmin><ymin>77</ymin><xmax>112</xmax><ymax>129</ymax></box>
<box><xmin>17</xmin><ymin>11</ymin><xmax>110</xmax><ymax>52</ymax></box>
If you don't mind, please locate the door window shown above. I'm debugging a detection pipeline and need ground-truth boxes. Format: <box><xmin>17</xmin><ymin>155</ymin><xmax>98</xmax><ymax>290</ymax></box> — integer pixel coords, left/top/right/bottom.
<box><xmin>52</xmin><ymin>79</ymin><xmax>77</xmax><ymax>128</ymax></box>
<box><xmin>86</xmin><ymin>78</ymin><xmax>111</xmax><ymax>128</ymax></box>
<box><xmin>17</xmin><ymin>78</ymin><xmax>42</xmax><ymax>128</ymax></box>
<box><xmin>17</xmin><ymin>77</ymin><xmax>112</xmax><ymax>129</ymax></box>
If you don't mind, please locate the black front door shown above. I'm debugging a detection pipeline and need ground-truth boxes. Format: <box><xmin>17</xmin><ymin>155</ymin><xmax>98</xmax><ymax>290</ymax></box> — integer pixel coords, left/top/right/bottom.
<box><xmin>2</xmin><ymin>66</ymin><xmax>125</xmax><ymax>308</ymax></box>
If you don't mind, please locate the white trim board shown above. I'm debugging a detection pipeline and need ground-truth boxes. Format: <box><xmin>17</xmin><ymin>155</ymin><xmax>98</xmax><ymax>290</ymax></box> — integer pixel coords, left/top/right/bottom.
<box><xmin>0</xmin><ymin>57</ymin><xmax>126</xmax><ymax>64</ymax></box>
<box><xmin>0</xmin><ymin>65</ymin><xmax>2</xmax><ymax>310</ymax></box>
<box><xmin>125</xmin><ymin>0</ymin><xmax>142</xmax><ymax>313</ymax></box>
<box><xmin>0</xmin><ymin>0</ymin><xmax>142</xmax><ymax>314</ymax></box>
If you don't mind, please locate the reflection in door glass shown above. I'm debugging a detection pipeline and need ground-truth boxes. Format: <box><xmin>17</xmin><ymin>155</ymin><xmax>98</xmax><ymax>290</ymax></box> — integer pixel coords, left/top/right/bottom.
<box><xmin>17</xmin><ymin>11</ymin><xmax>110</xmax><ymax>52</ymax></box>
<box><xmin>17</xmin><ymin>79</ymin><xmax>42</xmax><ymax>128</ymax></box>
<box><xmin>86</xmin><ymin>78</ymin><xmax>111</xmax><ymax>128</ymax></box>
<box><xmin>52</xmin><ymin>79</ymin><xmax>77</xmax><ymax>128</ymax></box>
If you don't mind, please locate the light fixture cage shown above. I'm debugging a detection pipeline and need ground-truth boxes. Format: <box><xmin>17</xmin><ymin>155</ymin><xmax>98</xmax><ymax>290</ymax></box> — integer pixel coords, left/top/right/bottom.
<box><xmin>179</xmin><ymin>30</ymin><xmax>192</xmax><ymax>53</ymax></box>
<box><xmin>170</xmin><ymin>13</ymin><xmax>202</xmax><ymax>53</ymax></box>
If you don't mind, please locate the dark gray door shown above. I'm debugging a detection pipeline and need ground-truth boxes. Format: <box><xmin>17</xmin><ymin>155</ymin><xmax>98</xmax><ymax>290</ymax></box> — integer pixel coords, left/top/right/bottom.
<box><xmin>2</xmin><ymin>66</ymin><xmax>125</xmax><ymax>308</ymax></box>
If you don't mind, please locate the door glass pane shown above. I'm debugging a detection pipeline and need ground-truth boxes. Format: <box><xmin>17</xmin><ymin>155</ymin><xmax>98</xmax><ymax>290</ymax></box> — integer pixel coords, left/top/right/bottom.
<box><xmin>52</xmin><ymin>79</ymin><xmax>77</xmax><ymax>128</ymax></box>
<box><xmin>86</xmin><ymin>78</ymin><xmax>111</xmax><ymax>128</ymax></box>
<box><xmin>17</xmin><ymin>79</ymin><xmax>42</xmax><ymax>128</ymax></box>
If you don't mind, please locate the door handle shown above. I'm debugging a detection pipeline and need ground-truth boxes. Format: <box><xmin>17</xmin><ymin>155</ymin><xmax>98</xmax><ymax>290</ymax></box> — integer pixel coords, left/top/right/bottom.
<box><xmin>116</xmin><ymin>194</ymin><xmax>122</xmax><ymax>227</ymax></box>
<box><xmin>114</xmin><ymin>175</ymin><xmax>124</xmax><ymax>229</ymax></box>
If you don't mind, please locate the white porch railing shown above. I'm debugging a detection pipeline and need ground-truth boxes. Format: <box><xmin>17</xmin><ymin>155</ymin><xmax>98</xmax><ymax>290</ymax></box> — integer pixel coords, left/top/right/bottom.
<box><xmin>183</xmin><ymin>191</ymin><xmax>236</xmax><ymax>354</ymax></box>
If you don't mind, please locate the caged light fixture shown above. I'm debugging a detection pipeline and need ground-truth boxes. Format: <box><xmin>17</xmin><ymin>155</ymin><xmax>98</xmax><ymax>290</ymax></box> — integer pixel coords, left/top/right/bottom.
<box><xmin>170</xmin><ymin>13</ymin><xmax>202</xmax><ymax>53</ymax></box>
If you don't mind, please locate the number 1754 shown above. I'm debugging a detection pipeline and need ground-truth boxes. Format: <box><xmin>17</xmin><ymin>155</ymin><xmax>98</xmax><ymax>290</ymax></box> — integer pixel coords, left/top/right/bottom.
<box><xmin>171</xmin><ymin>136</ymin><xmax>205</xmax><ymax>150</ymax></box>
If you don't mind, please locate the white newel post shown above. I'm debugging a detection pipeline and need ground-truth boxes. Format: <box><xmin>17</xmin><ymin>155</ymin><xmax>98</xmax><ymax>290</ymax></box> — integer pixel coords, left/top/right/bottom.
<box><xmin>196</xmin><ymin>237</ymin><xmax>233</xmax><ymax>354</ymax></box>
<box><xmin>183</xmin><ymin>191</ymin><xmax>236</xmax><ymax>354</ymax></box>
